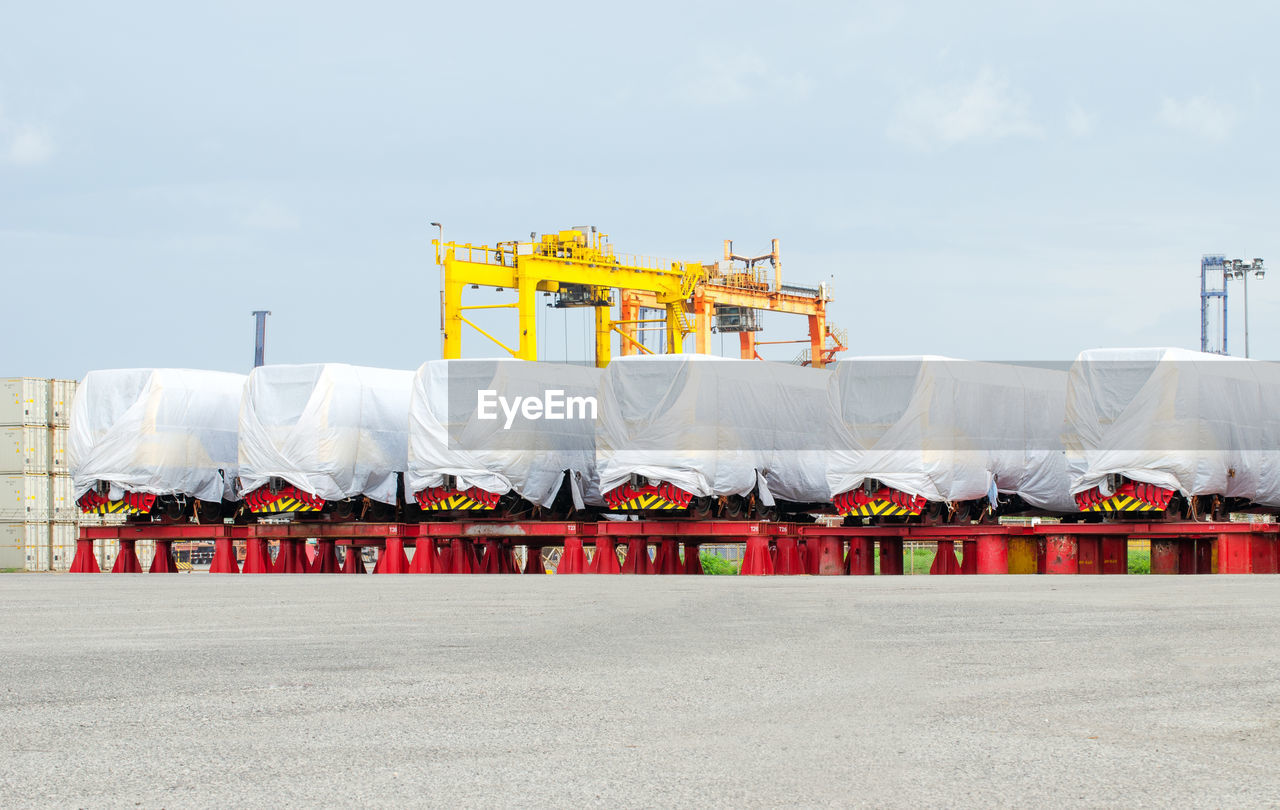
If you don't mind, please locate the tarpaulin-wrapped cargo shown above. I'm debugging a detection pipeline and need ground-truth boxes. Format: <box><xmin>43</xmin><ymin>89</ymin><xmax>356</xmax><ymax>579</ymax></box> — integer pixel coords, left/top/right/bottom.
<box><xmin>1065</xmin><ymin>347</ymin><xmax>1280</xmax><ymax>506</ymax></box>
<box><xmin>595</xmin><ymin>355</ymin><xmax>831</xmax><ymax>504</ymax></box>
<box><xmin>407</xmin><ymin>359</ymin><xmax>603</xmax><ymax>508</ymax></box>
<box><xmin>826</xmin><ymin>357</ymin><xmax>1075</xmax><ymax>512</ymax></box>
<box><xmin>238</xmin><ymin>364</ymin><xmax>413</xmax><ymax>505</ymax></box>
<box><xmin>69</xmin><ymin>369</ymin><xmax>246</xmax><ymax>502</ymax></box>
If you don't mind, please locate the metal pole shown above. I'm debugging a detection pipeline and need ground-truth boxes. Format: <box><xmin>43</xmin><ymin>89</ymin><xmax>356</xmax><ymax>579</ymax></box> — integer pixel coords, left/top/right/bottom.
<box><xmin>1243</xmin><ymin>268</ymin><xmax>1250</xmax><ymax>358</ymax></box>
<box><xmin>431</xmin><ymin>222</ymin><xmax>444</xmax><ymax>355</ymax></box>
<box><xmin>251</xmin><ymin>310</ymin><xmax>271</xmax><ymax>368</ymax></box>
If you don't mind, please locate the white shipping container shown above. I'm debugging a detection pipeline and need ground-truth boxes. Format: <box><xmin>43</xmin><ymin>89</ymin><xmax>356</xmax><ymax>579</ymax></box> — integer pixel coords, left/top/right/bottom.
<box><xmin>0</xmin><ymin>474</ymin><xmax>49</xmax><ymax>521</ymax></box>
<box><xmin>0</xmin><ymin>378</ymin><xmax>50</xmax><ymax>426</ymax></box>
<box><xmin>49</xmin><ymin>427</ymin><xmax>68</xmax><ymax>474</ymax></box>
<box><xmin>0</xmin><ymin>425</ymin><xmax>49</xmax><ymax>474</ymax></box>
<box><xmin>0</xmin><ymin>521</ymin><xmax>42</xmax><ymax>570</ymax></box>
<box><xmin>51</xmin><ymin>522</ymin><xmax>80</xmax><ymax>572</ymax></box>
<box><xmin>49</xmin><ymin>379</ymin><xmax>77</xmax><ymax>428</ymax></box>
<box><xmin>50</xmin><ymin>474</ymin><xmax>78</xmax><ymax>521</ymax></box>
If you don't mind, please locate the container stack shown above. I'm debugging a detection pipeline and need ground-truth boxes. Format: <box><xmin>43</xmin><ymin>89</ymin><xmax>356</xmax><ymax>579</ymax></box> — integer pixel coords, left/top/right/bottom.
<box><xmin>0</xmin><ymin>377</ymin><xmax>88</xmax><ymax>572</ymax></box>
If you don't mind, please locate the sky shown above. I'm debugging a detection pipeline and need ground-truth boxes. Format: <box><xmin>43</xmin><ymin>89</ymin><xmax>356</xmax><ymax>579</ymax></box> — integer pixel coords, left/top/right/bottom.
<box><xmin>2</xmin><ymin>0</ymin><xmax>1277</xmax><ymax>378</ymax></box>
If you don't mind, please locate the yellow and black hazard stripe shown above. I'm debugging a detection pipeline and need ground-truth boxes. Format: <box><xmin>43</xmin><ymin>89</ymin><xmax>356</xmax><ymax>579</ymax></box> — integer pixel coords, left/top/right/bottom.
<box><xmin>252</xmin><ymin>497</ymin><xmax>322</xmax><ymax>514</ymax></box>
<box><xmin>422</xmin><ymin>493</ymin><xmax>496</xmax><ymax>511</ymax></box>
<box><xmin>1081</xmin><ymin>494</ymin><xmax>1162</xmax><ymax>513</ymax></box>
<box><xmin>610</xmin><ymin>492</ymin><xmax>685</xmax><ymax>511</ymax></box>
<box><xmin>842</xmin><ymin>500</ymin><xmax>915</xmax><ymax>518</ymax></box>
<box><xmin>83</xmin><ymin>500</ymin><xmax>149</xmax><ymax>515</ymax></box>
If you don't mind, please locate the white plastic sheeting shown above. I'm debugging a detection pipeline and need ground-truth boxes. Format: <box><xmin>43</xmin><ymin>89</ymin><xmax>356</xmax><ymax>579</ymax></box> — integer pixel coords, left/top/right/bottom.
<box><xmin>826</xmin><ymin>357</ymin><xmax>1075</xmax><ymax>511</ymax></box>
<box><xmin>238</xmin><ymin>364</ymin><xmax>413</xmax><ymax>505</ymax></box>
<box><xmin>1065</xmin><ymin>347</ymin><xmax>1280</xmax><ymax>504</ymax></box>
<box><xmin>596</xmin><ymin>355</ymin><xmax>831</xmax><ymax>502</ymax></box>
<box><xmin>407</xmin><ymin>359</ymin><xmax>603</xmax><ymax>507</ymax></box>
<box><xmin>69</xmin><ymin>369</ymin><xmax>246</xmax><ymax>502</ymax></box>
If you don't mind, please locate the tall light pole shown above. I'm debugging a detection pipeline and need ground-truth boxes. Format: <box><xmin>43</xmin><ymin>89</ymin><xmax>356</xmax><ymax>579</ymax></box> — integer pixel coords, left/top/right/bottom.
<box><xmin>431</xmin><ymin>221</ymin><xmax>444</xmax><ymax>355</ymax></box>
<box><xmin>1226</xmin><ymin>258</ymin><xmax>1266</xmax><ymax>358</ymax></box>
<box><xmin>251</xmin><ymin>310</ymin><xmax>271</xmax><ymax>368</ymax></box>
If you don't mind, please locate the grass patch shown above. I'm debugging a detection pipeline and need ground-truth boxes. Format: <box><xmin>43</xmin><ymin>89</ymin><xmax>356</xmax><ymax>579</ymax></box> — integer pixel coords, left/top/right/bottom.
<box><xmin>0</xmin><ymin>568</ymin><xmax>24</xmax><ymax>573</ymax></box>
<box><xmin>699</xmin><ymin>553</ymin><xmax>740</xmax><ymax>575</ymax></box>
<box><xmin>1128</xmin><ymin>549</ymin><xmax>1151</xmax><ymax>575</ymax></box>
<box><xmin>873</xmin><ymin>547</ymin><xmax>936</xmax><ymax>574</ymax></box>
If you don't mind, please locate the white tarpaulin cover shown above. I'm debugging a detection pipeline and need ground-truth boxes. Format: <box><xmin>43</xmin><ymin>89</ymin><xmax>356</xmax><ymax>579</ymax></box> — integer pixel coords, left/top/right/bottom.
<box><xmin>407</xmin><ymin>359</ymin><xmax>603</xmax><ymax>507</ymax></box>
<box><xmin>69</xmin><ymin>368</ymin><xmax>246</xmax><ymax>502</ymax></box>
<box><xmin>238</xmin><ymin>364</ymin><xmax>413</xmax><ymax>505</ymax></box>
<box><xmin>596</xmin><ymin>355</ymin><xmax>831</xmax><ymax>502</ymax></box>
<box><xmin>1065</xmin><ymin>347</ymin><xmax>1280</xmax><ymax>504</ymax></box>
<box><xmin>826</xmin><ymin>357</ymin><xmax>1075</xmax><ymax>510</ymax></box>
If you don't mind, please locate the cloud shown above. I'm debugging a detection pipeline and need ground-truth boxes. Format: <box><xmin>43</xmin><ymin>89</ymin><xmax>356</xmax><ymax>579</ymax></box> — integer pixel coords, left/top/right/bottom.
<box><xmin>1159</xmin><ymin>96</ymin><xmax>1234</xmax><ymax>141</ymax></box>
<box><xmin>680</xmin><ymin>54</ymin><xmax>811</xmax><ymax>106</ymax></box>
<box><xmin>242</xmin><ymin>199</ymin><xmax>300</xmax><ymax>230</ymax></box>
<box><xmin>887</xmin><ymin>68</ymin><xmax>1041</xmax><ymax>149</ymax></box>
<box><xmin>1066</xmin><ymin>102</ymin><xmax>1096</xmax><ymax>137</ymax></box>
<box><xmin>0</xmin><ymin>103</ymin><xmax>55</xmax><ymax>167</ymax></box>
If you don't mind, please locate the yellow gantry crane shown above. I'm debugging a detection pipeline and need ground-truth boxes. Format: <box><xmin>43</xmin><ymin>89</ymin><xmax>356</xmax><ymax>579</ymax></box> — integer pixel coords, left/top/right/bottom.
<box><xmin>434</xmin><ymin>226</ymin><xmax>844</xmax><ymax>368</ymax></box>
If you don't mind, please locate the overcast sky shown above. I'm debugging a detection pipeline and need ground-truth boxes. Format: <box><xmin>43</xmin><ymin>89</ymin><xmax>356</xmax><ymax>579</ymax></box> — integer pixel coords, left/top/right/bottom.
<box><xmin>3</xmin><ymin>1</ymin><xmax>1276</xmax><ymax>377</ymax></box>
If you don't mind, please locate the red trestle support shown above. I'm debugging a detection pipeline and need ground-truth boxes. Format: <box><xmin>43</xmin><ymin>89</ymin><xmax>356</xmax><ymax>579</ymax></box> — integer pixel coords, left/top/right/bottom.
<box><xmin>798</xmin><ymin>539</ymin><xmax>810</xmax><ymax>574</ymax></box>
<box><xmin>501</xmin><ymin>544</ymin><xmax>519</xmax><ymax>574</ymax></box>
<box><xmin>1044</xmin><ymin>535</ymin><xmax>1079</xmax><ymax>575</ymax></box>
<box><xmin>208</xmin><ymin>537</ymin><xmax>239</xmax><ymax>574</ymax></box>
<box><xmin>69</xmin><ymin>538</ymin><xmax>100</xmax><ymax>573</ymax></box>
<box><xmin>340</xmin><ymin>545</ymin><xmax>368</xmax><ymax>574</ymax></box>
<box><xmin>448</xmin><ymin>539</ymin><xmax>477</xmax><ymax>574</ymax></box>
<box><xmin>878</xmin><ymin>538</ymin><xmax>904</xmax><ymax>576</ymax></box>
<box><xmin>1150</xmin><ymin>538</ymin><xmax>1179</xmax><ymax>574</ymax></box>
<box><xmin>813</xmin><ymin>535</ymin><xmax>845</xmax><ymax>575</ymax></box>
<box><xmin>773</xmin><ymin>536</ymin><xmax>804</xmax><ymax>575</ymax></box>
<box><xmin>149</xmin><ymin>539</ymin><xmax>179</xmax><ymax>573</ymax></box>
<box><xmin>523</xmin><ymin>546</ymin><xmax>545</xmax><ymax>575</ymax></box>
<box><xmin>1077</xmin><ymin>537</ymin><xmax>1100</xmax><ymax>575</ymax></box>
<box><xmin>975</xmin><ymin>535</ymin><xmax>1008</xmax><ymax>575</ymax></box>
<box><xmin>479</xmin><ymin>540</ymin><xmax>505</xmax><ymax>574</ymax></box>
<box><xmin>846</xmin><ymin>536</ymin><xmax>874</xmax><ymax>576</ymax></box>
<box><xmin>1219</xmin><ymin>532</ymin><xmax>1278</xmax><ymax>575</ymax></box>
<box><xmin>929</xmin><ymin>540</ymin><xmax>961</xmax><ymax>575</ymax></box>
<box><xmin>273</xmin><ymin>539</ymin><xmax>308</xmax><ymax>574</ymax></box>
<box><xmin>590</xmin><ymin>537</ymin><xmax>622</xmax><ymax>574</ymax></box>
<box><xmin>111</xmin><ymin>539</ymin><xmax>144</xmax><ymax>574</ymax></box>
<box><xmin>620</xmin><ymin>538</ymin><xmax>651</xmax><ymax>575</ymax></box>
<box><xmin>437</xmin><ymin>542</ymin><xmax>454</xmax><ymax>572</ymax></box>
<box><xmin>410</xmin><ymin>538</ymin><xmax>442</xmax><ymax>573</ymax></box>
<box><xmin>959</xmin><ymin>539</ymin><xmax>978</xmax><ymax>575</ymax></box>
<box><xmin>557</xmin><ymin>536</ymin><xmax>588</xmax><ymax>574</ymax></box>
<box><xmin>653</xmin><ymin>539</ymin><xmax>683</xmax><ymax>575</ymax></box>
<box><xmin>377</xmin><ymin>537</ymin><xmax>410</xmax><ymax>574</ymax></box>
<box><xmin>1100</xmin><ymin>535</ymin><xmax>1128</xmax><ymax>575</ymax></box>
<box><xmin>242</xmin><ymin>538</ymin><xmax>273</xmax><ymax>574</ymax></box>
<box><xmin>1194</xmin><ymin>538</ymin><xmax>1215</xmax><ymax>575</ymax></box>
<box><xmin>740</xmin><ymin>535</ymin><xmax>774</xmax><ymax>576</ymax></box>
<box><xmin>310</xmin><ymin>539</ymin><xmax>338</xmax><ymax>574</ymax></box>
<box><xmin>683</xmin><ymin>543</ymin><xmax>704</xmax><ymax>574</ymax></box>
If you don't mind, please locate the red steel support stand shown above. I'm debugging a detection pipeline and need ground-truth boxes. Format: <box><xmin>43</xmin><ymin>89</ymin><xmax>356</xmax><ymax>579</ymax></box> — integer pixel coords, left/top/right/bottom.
<box><xmin>1076</xmin><ymin>536</ymin><xmax>1100</xmax><ymax>574</ymax></box>
<box><xmin>683</xmin><ymin>543</ymin><xmax>703</xmax><ymax>574</ymax></box>
<box><xmin>740</xmin><ymin>535</ymin><xmax>774</xmax><ymax>576</ymax></box>
<box><xmin>929</xmin><ymin>540</ymin><xmax>960</xmax><ymax>575</ymax></box>
<box><xmin>557</xmin><ymin>536</ymin><xmax>587</xmax><ymax>574</ymax></box>
<box><xmin>1043</xmin><ymin>534</ymin><xmax>1079</xmax><ymax>575</ymax></box>
<box><xmin>340</xmin><ymin>545</ymin><xmax>368</xmax><ymax>574</ymax></box>
<box><xmin>448</xmin><ymin>539</ymin><xmax>476</xmax><ymax>574</ymax></box>
<box><xmin>1150</xmin><ymin>539</ymin><xmax>1179</xmax><ymax>574</ymax></box>
<box><xmin>798</xmin><ymin>539</ymin><xmax>810</xmax><ymax>573</ymax></box>
<box><xmin>149</xmin><ymin>539</ymin><xmax>178</xmax><ymax>573</ymax></box>
<box><xmin>437</xmin><ymin>541</ymin><xmax>454</xmax><ymax>572</ymax></box>
<box><xmin>310</xmin><ymin>539</ymin><xmax>338</xmax><ymax>573</ymax></box>
<box><xmin>479</xmin><ymin>540</ymin><xmax>504</xmax><ymax>574</ymax></box>
<box><xmin>878</xmin><ymin>538</ymin><xmax>904</xmax><ymax>575</ymax></box>
<box><xmin>378</xmin><ymin>537</ymin><xmax>410</xmax><ymax>574</ymax></box>
<box><xmin>590</xmin><ymin>537</ymin><xmax>621</xmax><ymax>574</ymax></box>
<box><xmin>1100</xmin><ymin>535</ymin><xmax>1127</xmax><ymax>575</ymax></box>
<box><xmin>812</xmin><ymin>535</ymin><xmax>844</xmax><ymax>575</ymax></box>
<box><xmin>975</xmin><ymin>535</ymin><xmax>1008</xmax><ymax>575</ymax></box>
<box><xmin>69</xmin><ymin>539</ymin><xmax>100</xmax><ymax>573</ymax></box>
<box><xmin>242</xmin><ymin>538</ymin><xmax>273</xmax><ymax>573</ymax></box>
<box><xmin>208</xmin><ymin>537</ymin><xmax>239</xmax><ymax>573</ymax></box>
<box><xmin>112</xmin><ymin>539</ymin><xmax>144</xmax><ymax>573</ymax></box>
<box><xmin>1219</xmin><ymin>531</ymin><xmax>1278</xmax><ymax>574</ymax></box>
<box><xmin>774</xmin><ymin>536</ymin><xmax>804</xmax><ymax>575</ymax></box>
<box><xmin>959</xmin><ymin>540</ymin><xmax>978</xmax><ymax>575</ymax></box>
<box><xmin>501</xmin><ymin>544</ymin><xmax>519</xmax><ymax>573</ymax></box>
<box><xmin>410</xmin><ymin>538</ymin><xmax>442</xmax><ymax>573</ymax></box>
<box><xmin>846</xmin><ymin>536</ymin><xmax>874</xmax><ymax>576</ymax></box>
<box><xmin>653</xmin><ymin>539</ymin><xmax>683</xmax><ymax>574</ymax></box>
<box><xmin>620</xmin><ymin>538</ymin><xmax>651</xmax><ymax>574</ymax></box>
<box><xmin>523</xmin><ymin>546</ymin><xmax>545</xmax><ymax>574</ymax></box>
<box><xmin>274</xmin><ymin>539</ymin><xmax>308</xmax><ymax>574</ymax></box>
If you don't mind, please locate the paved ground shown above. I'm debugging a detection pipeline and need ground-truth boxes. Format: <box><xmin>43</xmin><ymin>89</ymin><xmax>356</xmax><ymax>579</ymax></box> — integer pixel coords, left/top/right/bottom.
<box><xmin>2</xmin><ymin>575</ymin><xmax>1280</xmax><ymax>808</ymax></box>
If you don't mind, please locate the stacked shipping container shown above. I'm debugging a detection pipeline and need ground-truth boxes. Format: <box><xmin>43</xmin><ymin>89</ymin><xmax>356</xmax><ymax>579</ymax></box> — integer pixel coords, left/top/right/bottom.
<box><xmin>0</xmin><ymin>377</ymin><xmax>99</xmax><ymax>572</ymax></box>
